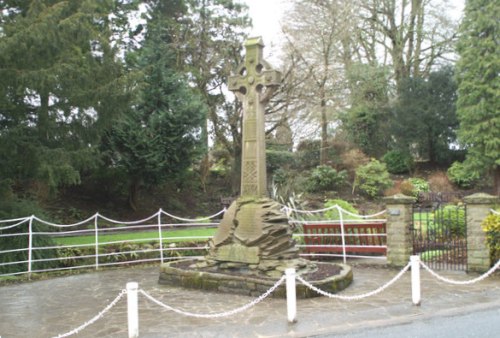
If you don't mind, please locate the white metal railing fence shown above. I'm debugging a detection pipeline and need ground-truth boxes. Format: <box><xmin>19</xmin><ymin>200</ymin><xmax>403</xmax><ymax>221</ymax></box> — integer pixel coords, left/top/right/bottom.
<box><xmin>0</xmin><ymin>208</ymin><xmax>225</xmax><ymax>277</ymax></box>
<box><xmin>1</xmin><ymin>205</ymin><xmax>389</xmax><ymax>278</ymax></box>
<box><xmin>49</xmin><ymin>256</ymin><xmax>500</xmax><ymax>338</ymax></box>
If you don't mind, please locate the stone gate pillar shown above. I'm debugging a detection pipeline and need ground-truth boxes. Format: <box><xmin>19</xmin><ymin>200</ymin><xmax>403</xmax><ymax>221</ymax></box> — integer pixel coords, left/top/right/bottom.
<box><xmin>383</xmin><ymin>194</ymin><xmax>416</xmax><ymax>267</ymax></box>
<box><xmin>464</xmin><ymin>193</ymin><xmax>499</xmax><ymax>272</ymax></box>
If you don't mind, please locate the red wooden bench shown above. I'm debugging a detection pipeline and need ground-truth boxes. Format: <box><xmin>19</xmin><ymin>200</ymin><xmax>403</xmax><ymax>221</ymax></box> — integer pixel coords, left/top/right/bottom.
<box><xmin>302</xmin><ymin>222</ymin><xmax>387</xmax><ymax>255</ymax></box>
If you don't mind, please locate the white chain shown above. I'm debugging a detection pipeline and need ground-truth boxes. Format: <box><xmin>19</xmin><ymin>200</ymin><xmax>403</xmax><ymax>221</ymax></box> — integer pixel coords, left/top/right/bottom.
<box><xmin>420</xmin><ymin>259</ymin><xmax>500</xmax><ymax>285</ymax></box>
<box><xmin>139</xmin><ymin>275</ymin><xmax>285</xmax><ymax>318</ymax></box>
<box><xmin>297</xmin><ymin>262</ymin><xmax>411</xmax><ymax>300</ymax></box>
<box><xmin>52</xmin><ymin>289</ymin><xmax>127</xmax><ymax>338</ymax></box>
<box><xmin>490</xmin><ymin>209</ymin><xmax>500</xmax><ymax>215</ymax></box>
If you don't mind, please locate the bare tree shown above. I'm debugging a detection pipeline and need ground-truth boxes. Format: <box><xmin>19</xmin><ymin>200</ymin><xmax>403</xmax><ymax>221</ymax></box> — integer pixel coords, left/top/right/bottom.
<box><xmin>281</xmin><ymin>0</ymin><xmax>354</xmax><ymax>164</ymax></box>
<box><xmin>279</xmin><ymin>0</ymin><xmax>458</xmax><ymax>162</ymax></box>
<box><xmin>356</xmin><ymin>0</ymin><xmax>458</xmax><ymax>91</ymax></box>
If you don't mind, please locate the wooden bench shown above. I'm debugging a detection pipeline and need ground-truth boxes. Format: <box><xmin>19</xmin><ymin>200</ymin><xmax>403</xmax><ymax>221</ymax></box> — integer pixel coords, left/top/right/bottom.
<box><xmin>302</xmin><ymin>222</ymin><xmax>387</xmax><ymax>255</ymax></box>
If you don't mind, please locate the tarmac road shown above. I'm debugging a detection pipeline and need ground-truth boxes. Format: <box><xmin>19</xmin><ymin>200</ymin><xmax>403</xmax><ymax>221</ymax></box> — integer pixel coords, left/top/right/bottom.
<box><xmin>329</xmin><ymin>307</ymin><xmax>500</xmax><ymax>338</ymax></box>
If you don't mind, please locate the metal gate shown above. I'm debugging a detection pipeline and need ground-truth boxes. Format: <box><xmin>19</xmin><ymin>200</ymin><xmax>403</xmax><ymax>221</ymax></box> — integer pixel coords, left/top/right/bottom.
<box><xmin>411</xmin><ymin>204</ymin><xmax>467</xmax><ymax>271</ymax></box>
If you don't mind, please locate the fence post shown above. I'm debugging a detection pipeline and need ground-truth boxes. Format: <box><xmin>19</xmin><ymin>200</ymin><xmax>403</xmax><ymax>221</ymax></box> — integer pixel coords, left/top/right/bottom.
<box><xmin>338</xmin><ymin>206</ymin><xmax>347</xmax><ymax>264</ymax></box>
<box><xmin>95</xmin><ymin>213</ymin><xmax>99</xmax><ymax>270</ymax></box>
<box><xmin>410</xmin><ymin>255</ymin><xmax>421</xmax><ymax>306</ymax></box>
<box><xmin>158</xmin><ymin>209</ymin><xmax>164</xmax><ymax>264</ymax></box>
<box><xmin>285</xmin><ymin>268</ymin><xmax>297</xmax><ymax>323</ymax></box>
<box><xmin>28</xmin><ymin>216</ymin><xmax>34</xmax><ymax>279</ymax></box>
<box><xmin>127</xmin><ymin>282</ymin><xmax>139</xmax><ymax>338</ymax></box>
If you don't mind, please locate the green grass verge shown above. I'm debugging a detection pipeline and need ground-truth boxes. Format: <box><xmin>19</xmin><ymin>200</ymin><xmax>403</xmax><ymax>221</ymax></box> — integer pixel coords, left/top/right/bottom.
<box><xmin>420</xmin><ymin>250</ymin><xmax>446</xmax><ymax>261</ymax></box>
<box><xmin>54</xmin><ymin>227</ymin><xmax>217</xmax><ymax>246</ymax></box>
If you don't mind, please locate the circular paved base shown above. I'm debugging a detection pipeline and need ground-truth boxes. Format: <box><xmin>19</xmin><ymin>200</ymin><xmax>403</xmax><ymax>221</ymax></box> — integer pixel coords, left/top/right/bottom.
<box><xmin>159</xmin><ymin>259</ymin><xmax>353</xmax><ymax>298</ymax></box>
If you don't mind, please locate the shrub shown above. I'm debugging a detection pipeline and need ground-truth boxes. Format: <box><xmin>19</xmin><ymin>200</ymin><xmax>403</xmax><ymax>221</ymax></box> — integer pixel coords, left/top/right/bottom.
<box><xmin>306</xmin><ymin>165</ymin><xmax>348</xmax><ymax>192</ymax></box>
<box><xmin>340</xmin><ymin>148</ymin><xmax>369</xmax><ymax>178</ymax></box>
<box><xmin>271</xmin><ymin>170</ymin><xmax>308</xmax><ymax>202</ymax></box>
<box><xmin>382</xmin><ymin>150</ymin><xmax>414</xmax><ymax>174</ymax></box>
<box><xmin>447</xmin><ymin>161</ymin><xmax>479</xmax><ymax>189</ymax></box>
<box><xmin>266</xmin><ymin>150</ymin><xmax>295</xmax><ymax>172</ymax></box>
<box><xmin>408</xmin><ymin>178</ymin><xmax>430</xmax><ymax>197</ymax></box>
<box><xmin>295</xmin><ymin>139</ymin><xmax>321</xmax><ymax>170</ymax></box>
<box><xmin>481</xmin><ymin>210</ymin><xmax>500</xmax><ymax>264</ymax></box>
<box><xmin>0</xmin><ymin>221</ymin><xmax>58</xmax><ymax>274</ymax></box>
<box><xmin>399</xmin><ymin>180</ymin><xmax>415</xmax><ymax>196</ymax></box>
<box><xmin>324</xmin><ymin>199</ymin><xmax>360</xmax><ymax>220</ymax></box>
<box><xmin>355</xmin><ymin>159</ymin><xmax>393</xmax><ymax>198</ymax></box>
<box><xmin>428</xmin><ymin>171</ymin><xmax>454</xmax><ymax>192</ymax></box>
<box><xmin>434</xmin><ymin>205</ymin><xmax>466</xmax><ymax>236</ymax></box>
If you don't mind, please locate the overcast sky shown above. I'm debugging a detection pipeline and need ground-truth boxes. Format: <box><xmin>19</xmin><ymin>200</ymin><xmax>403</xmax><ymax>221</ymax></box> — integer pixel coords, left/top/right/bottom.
<box><xmin>240</xmin><ymin>0</ymin><xmax>465</xmax><ymax>64</ymax></box>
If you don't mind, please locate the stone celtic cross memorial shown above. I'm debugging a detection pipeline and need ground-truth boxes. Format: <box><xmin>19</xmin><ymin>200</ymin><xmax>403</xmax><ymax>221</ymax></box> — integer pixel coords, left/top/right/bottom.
<box><xmin>205</xmin><ymin>37</ymin><xmax>312</xmax><ymax>277</ymax></box>
<box><xmin>159</xmin><ymin>37</ymin><xmax>352</xmax><ymax>296</ymax></box>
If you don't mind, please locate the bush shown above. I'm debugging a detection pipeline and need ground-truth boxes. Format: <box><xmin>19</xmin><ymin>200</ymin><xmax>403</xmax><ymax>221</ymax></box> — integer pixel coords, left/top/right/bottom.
<box><xmin>434</xmin><ymin>205</ymin><xmax>466</xmax><ymax>237</ymax></box>
<box><xmin>271</xmin><ymin>170</ymin><xmax>308</xmax><ymax>203</ymax></box>
<box><xmin>266</xmin><ymin>150</ymin><xmax>295</xmax><ymax>172</ymax></box>
<box><xmin>0</xmin><ymin>199</ymin><xmax>59</xmax><ymax>274</ymax></box>
<box><xmin>382</xmin><ymin>150</ymin><xmax>414</xmax><ymax>174</ymax></box>
<box><xmin>408</xmin><ymin>178</ymin><xmax>430</xmax><ymax>197</ymax></box>
<box><xmin>399</xmin><ymin>180</ymin><xmax>415</xmax><ymax>196</ymax></box>
<box><xmin>306</xmin><ymin>165</ymin><xmax>348</xmax><ymax>192</ymax></box>
<box><xmin>447</xmin><ymin>162</ymin><xmax>479</xmax><ymax>189</ymax></box>
<box><xmin>355</xmin><ymin>159</ymin><xmax>393</xmax><ymax>198</ymax></box>
<box><xmin>324</xmin><ymin>199</ymin><xmax>360</xmax><ymax>220</ymax></box>
<box><xmin>428</xmin><ymin>171</ymin><xmax>454</xmax><ymax>192</ymax></box>
<box><xmin>398</xmin><ymin>178</ymin><xmax>429</xmax><ymax>197</ymax></box>
<box><xmin>481</xmin><ymin>210</ymin><xmax>500</xmax><ymax>264</ymax></box>
<box><xmin>340</xmin><ymin>148</ymin><xmax>369</xmax><ymax>178</ymax></box>
<box><xmin>295</xmin><ymin>139</ymin><xmax>321</xmax><ymax>170</ymax></box>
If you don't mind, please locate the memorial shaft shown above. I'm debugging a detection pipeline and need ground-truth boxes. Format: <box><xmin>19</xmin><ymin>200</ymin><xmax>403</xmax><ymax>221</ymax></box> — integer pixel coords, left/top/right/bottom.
<box><xmin>228</xmin><ymin>37</ymin><xmax>281</xmax><ymax>197</ymax></box>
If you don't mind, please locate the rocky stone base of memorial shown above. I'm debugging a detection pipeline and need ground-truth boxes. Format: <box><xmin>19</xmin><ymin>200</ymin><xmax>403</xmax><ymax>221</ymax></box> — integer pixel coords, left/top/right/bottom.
<box><xmin>159</xmin><ymin>259</ymin><xmax>353</xmax><ymax>298</ymax></box>
<box><xmin>159</xmin><ymin>196</ymin><xmax>353</xmax><ymax>297</ymax></box>
<box><xmin>205</xmin><ymin>197</ymin><xmax>308</xmax><ymax>276</ymax></box>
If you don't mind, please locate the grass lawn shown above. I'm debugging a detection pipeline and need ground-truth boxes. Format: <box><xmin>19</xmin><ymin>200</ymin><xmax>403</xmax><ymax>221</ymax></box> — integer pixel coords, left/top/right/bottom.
<box><xmin>54</xmin><ymin>227</ymin><xmax>217</xmax><ymax>246</ymax></box>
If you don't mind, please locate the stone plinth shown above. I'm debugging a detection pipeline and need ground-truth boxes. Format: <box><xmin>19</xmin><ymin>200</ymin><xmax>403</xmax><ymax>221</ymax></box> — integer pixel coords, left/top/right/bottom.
<box><xmin>159</xmin><ymin>259</ymin><xmax>353</xmax><ymax>299</ymax></box>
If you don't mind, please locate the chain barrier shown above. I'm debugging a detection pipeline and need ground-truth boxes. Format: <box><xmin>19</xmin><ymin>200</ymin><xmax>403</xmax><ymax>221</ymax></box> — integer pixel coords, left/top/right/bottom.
<box><xmin>490</xmin><ymin>209</ymin><xmax>500</xmax><ymax>215</ymax></box>
<box><xmin>420</xmin><ymin>259</ymin><xmax>500</xmax><ymax>285</ymax></box>
<box><xmin>297</xmin><ymin>262</ymin><xmax>411</xmax><ymax>300</ymax></box>
<box><xmin>52</xmin><ymin>289</ymin><xmax>127</xmax><ymax>338</ymax></box>
<box><xmin>139</xmin><ymin>275</ymin><xmax>285</xmax><ymax>318</ymax></box>
<box><xmin>9</xmin><ymin>257</ymin><xmax>500</xmax><ymax>337</ymax></box>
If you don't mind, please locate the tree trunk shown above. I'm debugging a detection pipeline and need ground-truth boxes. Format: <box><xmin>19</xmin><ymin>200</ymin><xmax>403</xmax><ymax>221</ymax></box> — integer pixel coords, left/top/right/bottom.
<box><xmin>128</xmin><ymin>180</ymin><xmax>140</xmax><ymax>211</ymax></box>
<box><xmin>319</xmin><ymin>90</ymin><xmax>328</xmax><ymax>165</ymax></box>
<box><xmin>494</xmin><ymin>167</ymin><xmax>500</xmax><ymax>197</ymax></box>
<box><xmin>38</xmin><ymin>92</ymin><xmax>50</xmax><ymax>141</ymax></box>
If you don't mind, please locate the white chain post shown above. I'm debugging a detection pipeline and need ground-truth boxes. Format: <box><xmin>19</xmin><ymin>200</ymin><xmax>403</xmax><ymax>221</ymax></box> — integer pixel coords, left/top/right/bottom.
<box><xmin>410</xmin><ymin>255</ymin><xmax>421</xmax><ymax>306</ymax></box>
<box><xmin>285</xmin><ymin>268</ymin><xmax>297</xmax><ymax>323</ymax></box>
<box><xmin>127</xmin><ymin>282</ymin><xmax>139</xmax><ymax>338</ymax></box>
